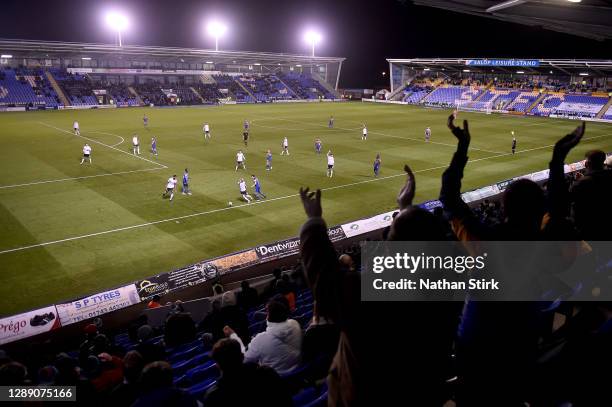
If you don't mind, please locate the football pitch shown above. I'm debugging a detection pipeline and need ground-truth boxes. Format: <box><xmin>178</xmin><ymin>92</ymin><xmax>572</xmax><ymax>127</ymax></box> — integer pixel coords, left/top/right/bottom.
<box><xmin>1</xmin><ymin>102</ymin><xmax>611</xmax><ymax>315</ymax></box>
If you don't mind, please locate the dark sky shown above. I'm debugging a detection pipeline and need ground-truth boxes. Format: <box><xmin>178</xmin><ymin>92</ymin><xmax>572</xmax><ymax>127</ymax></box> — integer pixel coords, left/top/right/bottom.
<box><xmin>2</xmin><ymin>0</ymin><xmax>610</xmax><ymax>88</ymax></box>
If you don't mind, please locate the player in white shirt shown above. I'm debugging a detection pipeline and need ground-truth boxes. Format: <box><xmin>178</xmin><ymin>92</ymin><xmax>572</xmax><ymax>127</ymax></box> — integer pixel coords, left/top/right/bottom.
<box><xmin>203</xmin><ymin>123</ymin><xmax>211</xmax><ymax>139</ymax></box>
<box><xmin>236</xmin><ymin>150</ymin><xmax>246</xmax><ymax>171</ymax></box>
<box><xmin>132</xmin><ymin>135</ymin><xmax>140</xmax><ymax>155</ymax></box>
<box><xmin>362</xmin><ymin>124</ymin><xmax>368</xmax><ymax>140</ymax></box>
<box><xmin>162</xmin><ymin>175</ymin><xmax>178</xmax><ymax>201</ymax></box>
<box><xmin>73</xmin><ymin>121</ymin><xmax>80</xmax><ymax>136</ymax></box>
<box><xmin>327</xmin><ymin>150</ymin><xmax>335</xmax><ymax>177</ymax></box>
<box><xmin>238</xmin><ymin>178</ymin><xmax>253</xmax><ymax>203</ymax></box>
<box><xmin>80</xmin><ymin>143</ymin><xmax>92</xmax><ymax>164</ymax></box>
<box><xmin>281</xmin><ymin>137</ymin><xmax>289</xmax><ymax>155</ymax></box>
<box><xmin>425</xmin><ymin>127</ymin><xmax>431</xmax><ymax>142</ymax></box>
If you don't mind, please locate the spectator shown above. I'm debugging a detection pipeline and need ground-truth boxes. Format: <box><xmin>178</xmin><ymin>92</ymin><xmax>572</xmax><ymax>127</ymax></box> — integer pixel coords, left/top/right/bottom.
<box><xmin>0</xmin><ymin>361</ymin><xmax>28</xmax><ymax>385</ymax></box>
<box><xmin>243</xmin><ymin>299</ymin><xmax>302</xmax><ymax>375</ymax></box>
<box><xmin>237</xmin><ymin>280</ymin><xmax>259</xmax><ymax>311</ymax></box>
<box><xmin>132</xmin><ymin>361</ymin><xmax>197</xmax><ymax>407</ymax></box>
<box><xmin>90</xmin><ymin>352</ymin><xmax>124</xmax><ymax>394</ymax></box>
<box><xmin>147</xmin><ymin>295</ymin><xmax>161</xmax><ymax>309</ymax></box>
<box><xmin>135</xmin><ymin>325</ymin><xmax>165</xmax><ymax>363</ymax></box>
<box><xmin>219</xmin><ymin>291</ymin><xmax>250</xmax><ymax>345</ymax></box>
<box><xmin>164</xmin><ymin>312</ymin><xmax>196</xmax><ymax>348</ymax></box>
<box><xmin>204</xmin><ymin>338</ymin><xmax>292</xmax><ymax>407</ymax></box>
<box><xmin>298</xmin><ymin>186</ymin><xmax>362</xmax><ymax>406</ymax></box>
<box><xmin>109</xmin><ymin>350</ymin><xmax>145</xmax><ymax>407</ymax></box>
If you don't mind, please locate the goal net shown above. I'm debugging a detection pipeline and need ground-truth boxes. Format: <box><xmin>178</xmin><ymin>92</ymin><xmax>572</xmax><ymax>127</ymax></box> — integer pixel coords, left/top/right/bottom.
<box><xmin>455</xmin><ymin>99</ymin><xmax>493</xmax><ymax>114</ymax></box>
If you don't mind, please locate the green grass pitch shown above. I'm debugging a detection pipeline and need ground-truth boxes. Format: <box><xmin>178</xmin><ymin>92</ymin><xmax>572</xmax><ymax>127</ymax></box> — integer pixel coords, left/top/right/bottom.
<box><xmin>0</xmin><ymin>102</ymin><xmax>610</xmax><ymax>315</ymax></box>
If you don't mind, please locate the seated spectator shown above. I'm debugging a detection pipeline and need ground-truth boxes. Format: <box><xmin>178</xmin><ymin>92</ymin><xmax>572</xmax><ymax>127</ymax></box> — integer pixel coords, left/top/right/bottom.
<box><xmin>90</xmin><ymin>352</ymin><xmax>124</xmax><ymax>394</ymax></box>
<box><xmin>219</xmin><ymin>291</ymin><xmax>250</xmax><ymax>345</ymax></box>
<box><xmin>204</xmin><ymin>338</ymin><xmax>292</xmax><ymax>407</ymax></box>
<box><xmin>263</xmin><ymin>268</ymin><xmax>283</xmax><ymax>299</ymax></box>
<box><xmin>164</xmin><ymin>312</ymin><xmax>196</xmax><ymax>348</ymax></box>
<box><xmin>132</xmin><ymin>361</ymin><xmax>198</xmax><ymax>407</ymax></box>
<box><xmin>243</xmin><ymin>299</ymin><xmax>302</xmax><ymax>375</ymax></box>
<box><xmin>135</xmin><ymin>325</ymin><xmax>165</xmax><ymax>363</ymax></box>
<box><xmin>237</xmin><ymin>280</ymin><xmax>259</xmax><ymax>311</ymax></box>
<box><xmin>110</xmin><ymin>350</ymin><xmax>145</xmax><ymax>407</ymax></box>
<box><xmin>0</xmin><ymin>361</ymin><xmax>28</xmax><ymax>385</ymax></box>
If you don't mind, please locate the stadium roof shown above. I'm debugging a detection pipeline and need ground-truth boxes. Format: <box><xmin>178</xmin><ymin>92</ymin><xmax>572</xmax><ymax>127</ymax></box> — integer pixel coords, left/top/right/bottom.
<box><xmin>387</xmin><ymin>58</ymin><xmax>612</xmax><ymax>76</ymax></box>
<box><xmin>412</xmin><ymin>0</ymin><xmax>612</xmax><ymax>41</ymax></box>
<box><xmin>0</xmin><ymin>39</ymin><xmax>345</xmax><ymax>67</ymax></box>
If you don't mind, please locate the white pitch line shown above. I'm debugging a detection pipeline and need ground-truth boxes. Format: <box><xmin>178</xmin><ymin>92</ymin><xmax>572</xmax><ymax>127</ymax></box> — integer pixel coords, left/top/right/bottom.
<box><xmin>0</xmin><ymin>168</ymin><xmax>164</xmax><ymax>190</ymax></box>
<box><xmin>1</xmin><ymin>133</ymin><xmax>610</xmax><ymax>255</ymax></box>
<box><xmin>90</xmin><ymin>131</ymin><xmax>125</xmax><ymax>147</ymax></box>
<box><xmin>39</xmin><ymin>122</ymin><xmax>167</xmax><ymax>169</ymax></box>
<box><xmin>253</xmin><ymin>115</ymin><xmax>507</xmax><ymax>155</ymax></box>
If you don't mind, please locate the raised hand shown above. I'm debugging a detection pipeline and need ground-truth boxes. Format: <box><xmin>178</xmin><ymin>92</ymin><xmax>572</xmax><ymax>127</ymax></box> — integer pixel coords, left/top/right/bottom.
<box><xmin>447</xmin><ymin>114</ymin><xmax>471</xmax><ymax>145</ymax></box>
<box><xmin>299</xmin><ymin>187</ymin><xmax>322</xmax><ymax>218</ymax></box>
<box><xmin>397</xmin><ymin>164</ymin><xmax>416</xmax><ymax>210</ymax></box>
<box><xmin>553</xmin><ymin>122</ymin><xmax>585</xmax><ymax>162</ymax></box>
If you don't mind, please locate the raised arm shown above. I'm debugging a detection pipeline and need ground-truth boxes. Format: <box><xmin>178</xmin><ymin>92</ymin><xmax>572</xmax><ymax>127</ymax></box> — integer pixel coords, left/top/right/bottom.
<box><xmin>439</xmin><ymin>114</ymin><xmax>488</xmax><ymax>240</ymax></box>
<box><xmin>298</xmin><ymin>187</ymin><xmax>341</xmax><ymax>323</ymax></box>
<box><xmin>548</xmin><ymin>122</ymin><xmax>585</xmax><ymax>219</ymax></box>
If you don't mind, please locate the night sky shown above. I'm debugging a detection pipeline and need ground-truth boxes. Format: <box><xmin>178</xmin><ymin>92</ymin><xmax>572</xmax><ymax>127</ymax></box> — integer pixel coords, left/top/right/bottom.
<box><xmin>2</xmin><ymin>0</ymin><xmax>610</xmax><ymax>88</ymax></box>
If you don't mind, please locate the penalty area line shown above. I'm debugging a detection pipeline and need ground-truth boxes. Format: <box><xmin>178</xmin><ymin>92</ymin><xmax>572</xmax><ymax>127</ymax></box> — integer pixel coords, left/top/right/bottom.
<box><xmin>39</xmin><ymin>122</ymin><xmax>167</xmax><ymax>169</ymax></box>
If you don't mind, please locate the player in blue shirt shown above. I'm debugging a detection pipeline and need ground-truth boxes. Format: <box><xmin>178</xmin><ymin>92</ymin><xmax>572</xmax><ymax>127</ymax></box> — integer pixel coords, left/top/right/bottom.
<box><xmin>373</xmin><ymin>153</ymin><xmax>381</xmax><ymax>177</ymax></box>
<box><xmin>182</xmin><ymin>168</ymin><xmax>192</xmax><ymax>195</ymax></box>
<box><xmin>151</xmin><ymin>137</ymin><xmax>158</xmax><ymax>157</ymax></box>
<box><xmin>251</xmin><ymin>175</ymin><xmax>266</xmax><ymax>200</ymax></box>
<box><xmin>265</xmin><ymin>149</ymin><xmax>273</xmax><ymax>171</ymax></box>
<box><xmin>314</xmin><ymin>138</ymin><xmax>322</xmax><ymax>154</ymax></box>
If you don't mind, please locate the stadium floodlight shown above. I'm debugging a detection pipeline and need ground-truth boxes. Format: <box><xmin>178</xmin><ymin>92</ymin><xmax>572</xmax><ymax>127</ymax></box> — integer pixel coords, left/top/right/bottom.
<box><xmin>567</xmin><ymin>0</ymin><xmax>581</xmax><ymax>3</ymax></box>
<box><xmin>304</xmin><ymin>30</ymin><xmax>322</xmax><ymax>57</ymax></box>
<box><xmin>579</xmin><ymin>72</ymin><xmax>589</xmax><ymax>76</ymax></box>
<box><xmin>1</xmin><ymin>54</ymin><xmax>13</xmax><ymax>58</ymax></box>
<box><xmin>105</xmin><ymin>12</ymin><xmax>129</xmax><ymax>47</ymax></box>
<box><xmin>207</xmin><ymin>21</ymin><xmax>227</xmax><ymax>51</ymax></box>
<box><xmin>516</xmin><ymin>70</ymin><xmax>524</xmax><ymax>74</ymax></box>
<box><xmin>82</xmin><ymin>57</ymin><xmax>92</xmax><ymax>60</ymax></box>
<box><xmin>205</xmin><ymin>61</ymin><xmax>214</xmax><ymax>64</ymax></box>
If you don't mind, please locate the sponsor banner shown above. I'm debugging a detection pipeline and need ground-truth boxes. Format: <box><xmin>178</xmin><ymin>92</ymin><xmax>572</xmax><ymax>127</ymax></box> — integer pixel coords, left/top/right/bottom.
<box><xmin>135</xmin><ymin>249</ymin><xmax>258</xmax><ymax>302</ymax></box>
<box><xmin>56</xmin><ymin>284</ymin><xmax>140</xmax><ymax>326</ymax></box>
<box><xmin>465</xmin><ymin>59</ymin><xmax>540</xmax><ymax>67</ymax></box>
<box><xmin>0</xmin><ymin>306</ymin><xmax>60</xmax><ymax>345</ymax></box>
<box><xmin>419</xmin><ymin>200</ymin><xmax>442</xmax><ymax>212</ymax></box>
<box><xmin>341</xmin><ymin>210</ymin><xmax>395</xmax><ymax>238</ymax></box>
<box><xmin>255</xmin><ymin>226</ymin><xmax>347</xmax><ymax>260</ymax></box>
<box><xmin>462</xmin><ymin>184</ymin><xmax>501</xmax><ymax>203</ymax></box>
<box><xmin>0</xmin><ymin>106</ymin><xmax>27</xmax><ymax>112</ymax></box>
<box><xmin>92</xmin><ymin>89</ymin><xmax>107</xmax><ymax>96</ymax></box>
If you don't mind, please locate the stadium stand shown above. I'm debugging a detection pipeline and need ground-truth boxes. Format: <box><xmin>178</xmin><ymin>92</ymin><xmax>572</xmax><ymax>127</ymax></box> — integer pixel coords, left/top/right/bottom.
<box><xmin>422</xmin><ymin>85</ymin><xmax>484</xmax><ymax>108</ymax></box>
<box><xmin>603</xmin><ymin>105</ymin><xmax>612</xmax><ymax>120</ymax></box>
<box><xmin>278</xmin><ymin>72</ymin><xmax>336</xmax><ymax>100</ymax></box>
<box><xmin>50</xmin><ymin>69</ymin><xmax>98</xmax><ymax>106</ymax></box>
<box><xmin>553</xmin><ymin>94</ymin><xmax>609</xmax><ymax>118</ymax></box>
<box><xmin>213</xmin><ymin>74</ymin><xmax>254</xmax><ymax>103</ymax></box>
<box><xmin>505</xmin><ymin>90</ymin><xmax>540</xmax><ymax>112</ymax></box>
<box><xmin>0</xmin><ymin>68</ymin><xmax>60</xmax><ymax>107</ymax></box>
<box><xmin>133</xmin><ymin>83</ymin><xmax>168</xmax><ymax>106</ymax></box>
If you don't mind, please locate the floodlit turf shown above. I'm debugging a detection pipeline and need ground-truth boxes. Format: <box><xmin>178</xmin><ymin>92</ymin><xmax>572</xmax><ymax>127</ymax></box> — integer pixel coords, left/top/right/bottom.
<box><xmin>0</xmin><ymin>102</ymin><xmax>610</xmax><ymax>314</ymax></box>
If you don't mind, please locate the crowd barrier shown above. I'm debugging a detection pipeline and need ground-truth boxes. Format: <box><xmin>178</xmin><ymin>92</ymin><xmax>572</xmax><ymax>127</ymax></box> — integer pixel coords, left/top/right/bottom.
<box><xmin>0</xmin><ymin>155</ymin><xmax>606</xmax><ymax>345</ymax></box>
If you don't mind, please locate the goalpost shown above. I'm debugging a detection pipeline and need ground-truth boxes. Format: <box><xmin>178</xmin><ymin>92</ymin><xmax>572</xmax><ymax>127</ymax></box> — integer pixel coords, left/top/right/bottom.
<box><xmin>455</xmin><ymin>99</ymin><xmax>493</xmax><ymax>114</ymax></box>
